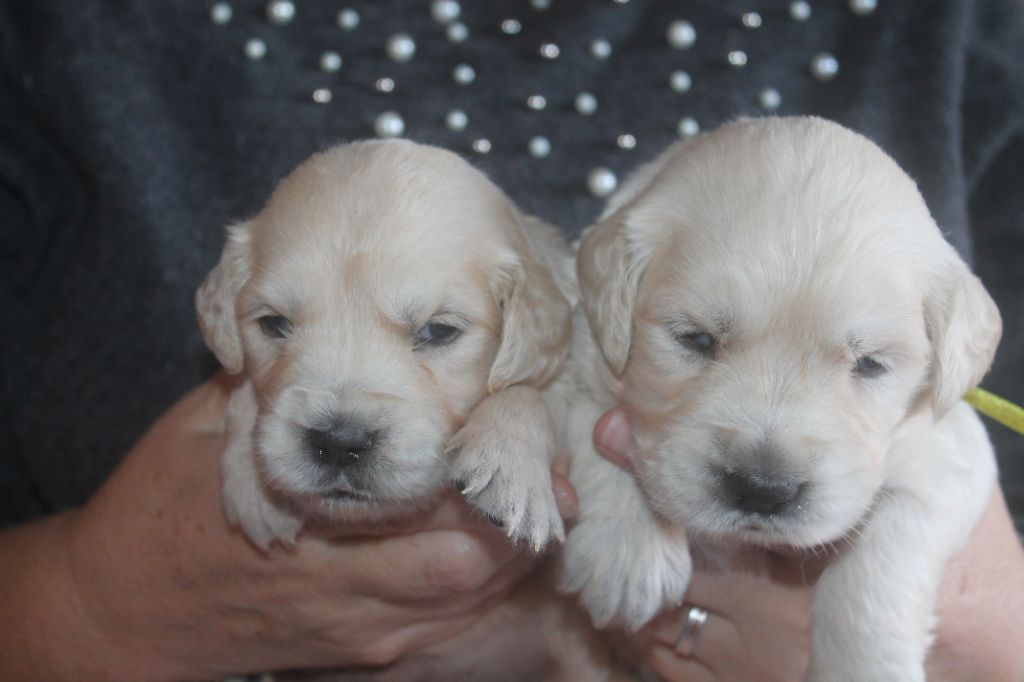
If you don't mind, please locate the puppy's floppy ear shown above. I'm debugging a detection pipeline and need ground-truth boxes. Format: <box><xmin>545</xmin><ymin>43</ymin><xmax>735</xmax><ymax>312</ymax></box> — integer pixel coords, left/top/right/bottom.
<box><xmin>923</xmin><ymin>249</ymin><xmax>1002</xmax><ymax>417</ymax></box>
<box><xmin>576</xmin><ymin>208</ymin><xmax>652</xmax><ymax>376</ymax></box>
<box><xmin>488</xmin><ymin>217</ymin><xmax>573</xmax><ymax>393</ymax></box>
<box><xmin>195</xmin><ymin>222</ymin><xmax>253</xmax><ymax>375</ymax></box>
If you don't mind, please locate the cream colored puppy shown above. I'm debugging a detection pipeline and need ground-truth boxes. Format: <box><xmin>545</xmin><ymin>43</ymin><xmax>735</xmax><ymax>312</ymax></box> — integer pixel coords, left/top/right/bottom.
<box><xmin>196</xmin><ymin>140</ymin><xmax>573</xmax><ymax>551</ymax></box>
<box><xmin>560</xmin><ymin>117</ymin><xmax>1001</xmax><ymax>681</ymax></box>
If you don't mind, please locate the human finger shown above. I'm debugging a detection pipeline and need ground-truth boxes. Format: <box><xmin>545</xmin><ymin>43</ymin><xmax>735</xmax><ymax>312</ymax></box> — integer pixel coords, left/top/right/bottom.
<box><xmin>308</xmin><ymin>527</ymin><xmax>537</xmax><ymax>604</ymax></box>
<box><xmin>305</xmin><ymin>490</ymin><xmax>498</xmax><ymax>540</ymax></box>
<box><xmin>592</xmin><ymin>408</ymin><xmax>635</xmax><ymax>472</ymax></box>
<box><xmin>649</xmin><ymin>605</ymin><xmax>746</xmax><ymax>680</ymax></box>
<box><xmin>647</xmin><ymin>644</ymin><xmax>717</xmax><ymax>682</ymax></box>
<box><xmin>551</xmin><ymin>471</ymin><xmax>579</xmax><ymax>520</ymax></box>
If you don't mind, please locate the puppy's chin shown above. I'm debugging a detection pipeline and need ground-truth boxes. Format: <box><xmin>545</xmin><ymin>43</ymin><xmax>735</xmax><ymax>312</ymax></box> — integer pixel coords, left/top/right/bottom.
<box><xmin>288</xmin><ymin>486</ymin><xmax>442</xmax><ymax>526</ymax></box>
<box><xmin>636</xmin><ymin>437</ymin><xmax>883</xmax><ymax>550</ymax></box>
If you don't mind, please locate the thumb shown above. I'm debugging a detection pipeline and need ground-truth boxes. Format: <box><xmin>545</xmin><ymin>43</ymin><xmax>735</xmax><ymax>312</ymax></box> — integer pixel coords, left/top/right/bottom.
<box><xmin>592</xmin><ymin>408</ymin><xmax>636</xmax><ymax>472</ymax></box>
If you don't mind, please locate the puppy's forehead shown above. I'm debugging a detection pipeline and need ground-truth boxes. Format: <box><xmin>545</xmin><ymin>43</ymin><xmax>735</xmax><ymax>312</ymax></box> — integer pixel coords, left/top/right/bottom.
<box><xmin>635</xmin><ymin>118</ymin><xmax>934</xmax><ymax>251</ymax></box>
<box><xmin>252</xmin><ymin>140</ymin><xmax>516</xmax><ymax>264</ymax></box>
<box><xmin>637</xmin><ymin>118</ymin><xmax>931</xmax><ymax>334</ymax></box>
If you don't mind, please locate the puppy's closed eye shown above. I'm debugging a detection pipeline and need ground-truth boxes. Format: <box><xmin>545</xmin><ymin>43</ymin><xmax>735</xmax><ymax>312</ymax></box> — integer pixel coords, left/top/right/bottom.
<box><xmin>852</xmin><ymin>354</ymin><xmax>888</xmax><ymax>378</ymax></box>
<box><xmin>414</xmin><ymin>321</ymin><xmax>463</xmax><ymax>349</ymax></box>
<box><xmin>674</xmin><ymin>329</ymin><xmax>717</xmax><ymax>358</ymax></box>
<box><xmin>258</xmin><ymin>314</ymin><xmax>292</xmax><ymax>339</ymax></box>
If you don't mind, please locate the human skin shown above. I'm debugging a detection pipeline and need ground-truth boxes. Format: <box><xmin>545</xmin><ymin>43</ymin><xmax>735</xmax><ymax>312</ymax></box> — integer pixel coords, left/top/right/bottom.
<box><xmin>594</xmin><ymin>407</ymin><xmax>1024</xmax><ymax>682</ymax></box>
<box><xmin>0</xmin><ymin>375</ymin><xmax>578</xmax><ymax>682</ymax></box>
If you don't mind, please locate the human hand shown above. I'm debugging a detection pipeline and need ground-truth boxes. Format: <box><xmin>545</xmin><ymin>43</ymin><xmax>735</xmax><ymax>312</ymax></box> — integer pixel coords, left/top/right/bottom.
<box><xmin>593</xmin><ymin>407</ymin><xmax>1024</xmax><ymax>682</ymax></box>
<box><xmin>0</xmin><ymin>375</ymin><xmax>578</xmax><ymax>682</ymax></box>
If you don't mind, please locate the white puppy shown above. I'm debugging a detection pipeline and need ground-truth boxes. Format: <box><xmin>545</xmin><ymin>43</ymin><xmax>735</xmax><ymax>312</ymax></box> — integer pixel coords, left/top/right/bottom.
<box><xmin>560</xmin><ymin>117</ymin><xmax>1001</xmax><ymax>681</ymax></box>
<box><xmin>195</xmin><ymin>140</ymin><xmax>573</xmax><ymax>551</ymax></box>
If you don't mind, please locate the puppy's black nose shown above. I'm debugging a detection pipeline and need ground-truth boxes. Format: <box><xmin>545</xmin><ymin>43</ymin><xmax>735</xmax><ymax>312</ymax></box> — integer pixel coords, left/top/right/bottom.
<box><xmin>721</xmin><ymin>469</ymin><xmax>806</xmax><ymax>516</ymax></box>
<box><xmin>306</xmin><ymin>420</ymin><xmax>378</xmax><ymax>469</ymax></box>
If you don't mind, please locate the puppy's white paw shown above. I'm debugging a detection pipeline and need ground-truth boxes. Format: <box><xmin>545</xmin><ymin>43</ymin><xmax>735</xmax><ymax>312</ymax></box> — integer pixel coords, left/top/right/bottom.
<box><xmin>223</xmin><ymin>478</ymin><xmax>303</xmax><ymax>551</ymax></box>
<box><xmin>449</xmin><ymin>415</ymin><xmax>564</xmax><ymax>552</ymax></box>
<box><xmin>559</xmin><ymin>516</ymin><xmax>691</xmax><ymax>630</ymax></box>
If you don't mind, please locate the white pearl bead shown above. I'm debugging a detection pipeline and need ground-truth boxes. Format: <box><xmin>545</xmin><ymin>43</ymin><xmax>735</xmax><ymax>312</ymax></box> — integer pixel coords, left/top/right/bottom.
<box><xmin>312</xmin><ymin>88</ymin><xmax>332</xmax><ymax>104</ymax></box>
<box><xmin>266</xmin><ymin>0</ymin><xmax>295</xmax><ymax>25</ymax></box>
<box><xmin>431</xmin><ymin>0</ymin><xmax>461</xmax><ymax>24</ymax></box>
<box><xmin>374</xmin><ymin>111</ymin><xmax>405</xmax><ymax>138</ymax></box>
<box><xmin>210</xmin><ymin>2</ymin><xmax>233</xmax><ymax>25</ymax></box>
<box><xmin>472</xmin><ymin>138</ymin><xmax>492</xmax><ymax>154</ymax></box>
<box><xmin>528</xmin><ymin>136</ymin><xmax>551</xmax><ymax>158</ymax></box>
<box><xmin>616</xmin><ymin>134</ymin><xmax>637</xmax><ymax>150</ymax></box>
<box><xmin>540</xmin><ymin>43</ymin><xmax>560</xmax><ymax>59</ymax></box>
<box><xmin>759</xmin><ymin>87</ymin><xmax>782</xmax><ymax>110</ymax></box>
<box><xmin>453</xmin><ymin>63</ymin><xmax>475</xmax><ymax>85</ymax></box>
<box><xmin>587</xmin><ymin>167</ymin><xmax>617</xmax><ymax>198</ymax></box>
<box><xmin>811</xmin><ymin>52</ymin><xmax>839</xmax><ymax>81</ymax></box>
<box><xmin>727</xmin><ymin>50</ymin><xmax>748</xmax><ymax>67</ymax></box>
<box><xmin>386</xmin><ymin>33</ymin><xmax>416</xmax><ymax>62</ymax></box>
<box><xmin>741</xmin><ymin>12</ymin><xmax>762</xmax><ymax>29</ymax></box>
<box><xmin>789</xmin><ymin>1</ymin><xmax>811</xmax><ymax>21</ymax></box>
<box><xmin>849</xmin><ymin>0</ymin><xmax>877</xmax><ymax>15</ymax></box>
<box><xmin>320</xmin><ymin>51</ymin><xmax>342</xmax><ymax>73</ymax></box>
<box><xmin>445</xmin><ymin>109</ymin><xmax>468</xmax><ymax>131</ymax></box>
<box><xmin>575</xmin><ymin>92</ymin><xmax>598</xmax><ymax>115</ymax></box>
<box><xmin>667</xmin><ymin>20</ymin><xmax>696</xmax><ymax>49</ymax></box>
<box><xmin>526</xmin><ymin>94</ymin><xmax>547</xmax><ymax>111</ymax></box>
<box><xmin>337</xmin><ymin>8</ymin><xmax>360</xmax><ymax>30</ymax></box>
<box><xmin>447</xmin><ymin>22</ymin><xmax>468</xmax><ymax>42</ymax></box>
<box><xmin>591</xmin><ymin>39</ymin><xmax>612</xmax><ymax>59</ymax></box>
<box><xmin>375</xmin><ymin>77</ymin><xmax>395</xmax><ymax>93</ymax></box>
<box><xmin>501</xmin><ymin>18</ymin><xmax>522</xmax><ymax>35</ymax></box>
<box><xmin>669</xmin><ymin>70</ymin><xmax>692</xmax><ymax>93</ymax></box>
<box><xmin>678</xmin><ymin>117</ymin><xmax>700</xmax><ymax>137</ymax></box>
<box><xmin>530</xmin><ymin>0</ymin><xmax>551</xmax><ymax>9</ymax></box>
<box><xmin>244</xmin><ymin>38</ymin><xmax>267</xmax><ymax>60</ymax></box>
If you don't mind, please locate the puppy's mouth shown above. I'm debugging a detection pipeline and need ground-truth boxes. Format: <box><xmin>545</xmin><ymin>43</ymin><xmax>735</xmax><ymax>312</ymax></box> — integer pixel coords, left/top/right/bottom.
<box><xmin>321</xmin><ymin>488</ymin><xmax>378</xmax><ymax>503</ymax></box>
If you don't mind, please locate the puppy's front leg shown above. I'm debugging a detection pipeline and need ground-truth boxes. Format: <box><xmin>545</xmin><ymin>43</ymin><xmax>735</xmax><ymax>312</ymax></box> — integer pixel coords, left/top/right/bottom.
<box><xmin>449</xmin><ymin>385</ymin><xmax>564</xmax><ymax>551</ymax></box>
<box><xmin>221</xmin><ymin>381</ymin><xmax>303</xmax><ymax>550</ymax></box>
<box><xmin>807</xmin><ymin>493</ymin><xmax>948</xmax><ymax>682</ymax></box>
<box><xmin>559</xmin><ymin>403</ymin><xmax>691</xmax><ymax>630</ymax></box>
<box><xmin>808</xmin><ymin>419</ymin><xmax>995</xmax><ymax>682</ymax></box>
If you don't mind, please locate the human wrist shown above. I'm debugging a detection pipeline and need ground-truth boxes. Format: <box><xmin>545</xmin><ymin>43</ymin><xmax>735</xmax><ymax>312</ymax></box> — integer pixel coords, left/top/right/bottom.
<box><xmin>63</xmin><ymin>505</ymin><xmax>215</xmax><ymax>682</ymax></box>
<box><xmin>0</xmin><ymin>511</ymin><xmax>142</xmax><ymax>681</ymax></box>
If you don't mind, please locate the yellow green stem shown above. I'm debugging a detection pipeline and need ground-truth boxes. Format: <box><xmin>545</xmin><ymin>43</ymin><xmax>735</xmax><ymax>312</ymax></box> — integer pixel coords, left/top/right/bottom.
<box><xmin>965</xmin><ymin>388</ymin><xmax>1024</xmax><ymax>437</ymax></box>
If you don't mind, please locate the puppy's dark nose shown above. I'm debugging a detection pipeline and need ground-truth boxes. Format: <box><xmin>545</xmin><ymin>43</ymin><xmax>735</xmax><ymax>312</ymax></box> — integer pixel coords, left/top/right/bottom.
<box><xmin>306</xmin><ymin>420</ymin><xmax>378</xmax><ymax>469</ymax></box>
<box><xmin>721</xmin><ymin>469</ymin><xmax>806</xmax><ymax>516</ymax></box>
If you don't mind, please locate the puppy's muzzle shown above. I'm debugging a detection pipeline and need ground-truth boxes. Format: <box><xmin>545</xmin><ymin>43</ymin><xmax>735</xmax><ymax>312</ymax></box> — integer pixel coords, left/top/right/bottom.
<box><xmin>717</xmin><ymin>467</ymin><xmax>808</xmax><ymax>516</ymax></box>
<box><xmin>305</xmin><ymin>417</ymin><xmax>379</xmax><ymax>470</ymax></box>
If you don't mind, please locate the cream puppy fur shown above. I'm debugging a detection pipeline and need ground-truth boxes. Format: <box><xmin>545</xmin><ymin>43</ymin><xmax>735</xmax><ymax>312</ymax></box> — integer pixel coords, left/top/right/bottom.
<box><xmin>196</xmin><ymin>140</ymin><xmax>573</xmax><ymax>551</ymax></box>
<box><xmin>560</xmin><ymin>117</ymin><xmax>1001</xmax><ymax>681</ymax></box>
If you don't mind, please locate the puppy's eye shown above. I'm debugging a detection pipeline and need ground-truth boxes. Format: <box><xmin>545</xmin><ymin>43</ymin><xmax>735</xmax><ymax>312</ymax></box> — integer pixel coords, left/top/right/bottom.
<box><xmin>853</xmin><ymin>355</ymin><xmax>887</xmax><ymax>378</ymax></box>
<box><xmin>415</xmin><ymin>322</ymin><xmax>462</xmax><ymax>349</ymax></box>
<box><xmin>674</xmin><ymin>330</ymin><xmax>717</xmax><ymax>358</ymax></box>
<box><xmin>258</xmin><ymin>314</ymin><xmax>292</xmax><ymax>339</ymax></box>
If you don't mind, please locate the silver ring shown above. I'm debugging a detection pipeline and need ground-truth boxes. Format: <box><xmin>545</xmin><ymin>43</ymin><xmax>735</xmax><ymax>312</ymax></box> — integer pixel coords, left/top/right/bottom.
<box><xmin>674</xmin><ymin>604</ymin><xmax>709</xmax><ymax>658</ymax></box>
